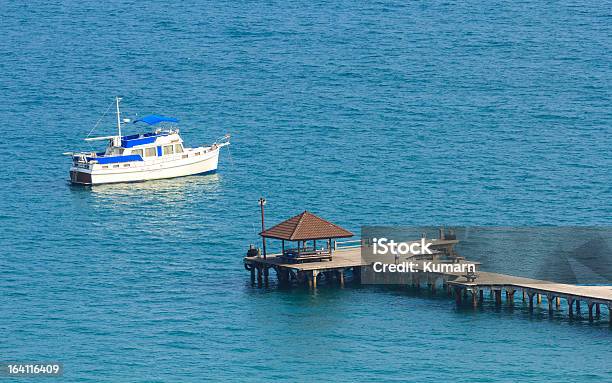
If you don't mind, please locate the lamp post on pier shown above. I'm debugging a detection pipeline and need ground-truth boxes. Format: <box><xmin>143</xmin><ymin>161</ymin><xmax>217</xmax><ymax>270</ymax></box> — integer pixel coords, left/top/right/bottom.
<box><xmin>259</xmin><ymin>197</ymin><xmax>267</xmax><ymax>259</ymax></box>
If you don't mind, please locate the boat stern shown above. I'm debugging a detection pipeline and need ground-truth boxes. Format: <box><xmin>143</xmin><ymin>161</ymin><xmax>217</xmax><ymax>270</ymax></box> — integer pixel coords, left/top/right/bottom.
<box><xmin>70</xmin><ymin>168</ymin><xmax>93</xmax><ymax>185</ymax></box>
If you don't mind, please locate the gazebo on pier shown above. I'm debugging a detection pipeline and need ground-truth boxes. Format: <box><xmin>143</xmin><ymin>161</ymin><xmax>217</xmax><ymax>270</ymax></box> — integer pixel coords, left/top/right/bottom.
<box><xmin>260</xmin><ymin>211</ymin><xmax>354</xmax><ymax>263</ymax></box>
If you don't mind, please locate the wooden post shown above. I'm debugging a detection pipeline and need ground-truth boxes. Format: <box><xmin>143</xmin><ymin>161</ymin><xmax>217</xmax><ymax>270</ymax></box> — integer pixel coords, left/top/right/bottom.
<box><xmin>250</xmin><ymin>267</ymin><xmax>255</xmax><ymax>285</ymax></box>
<box><xmin>257</xmin><ymin>266</ymin><xmax>262</xmax><ymax>286</ymax></box>
<box><xmin>547</xmin><ymin>295</ymin><xmax>553</xmax><ymax>313</ymax></box>
<box><xmin>507</xmin><ymin>289</ymin><xmax>515</xmax><ymax>305</ymax></box>
<box><xmin>471</xmin><ymin>289</ymin><xmax>478</xmax><ymax>307</ymax></box>
<box><xmin>537</xmin><ymin>293</ymin><xmax>542</xmax><ymax>305</ymax></box>
<box><xmin>282</xmin><ymin>240</ymin><xmax>285</xmax><ymax>255</ymax></box>
<box><xmin>588</xmin><ymin>302</ymin><xmax>594</xmax><ymax>322</ymax></box>
<box><xmin>311</xmin><ymin>271</ymin><xmax>318</xmax><ymax>289</ymax></box>
<box><xmin>494</xmin><ymin>290</ymin><xmax>502</xmax><ymax>305</ymax></box>
<box><xmin>595</xmin><ymin>303</ymin><xmax>600</xmax><ymax>317</ymax></box>
<box><xmin>575</xmin><ymin>300</ymin><xmax>581</xmax><ymax>313</ymax></box>
<box><xmin>556</xmin><ymin>297</ymin><xmax>561</xmax><ymax>309</ymax></box>
<box><xmin>278</xmin><ymin>268</ymin><xmax>290</xmax><ymax>285</ymax></box>
<box><xmin>454</xmin><ymin>287</ymin><xmax>462</xmax><ymax>305</ymax></box>
<box><xmin>528</xmin><ymin>292</ymin><xmax>534</xmax><ymax>311</ymax></box>
<box><xmin>263</xmin><ymin>267</ymin><xmax>269</xmax><ymax>286</ymax></box>
<box><xmin>479</xmin><ymin>289</ymin><xmax>484</xmax><ymax>302</ymax></box>
<box><xmin>567</xmin><ymin>297</ymin><xmax>574</xmax><ymax>318</ymax></box>
<box><xmin>259</xmin><ymin>198</ymin><xmax>267</xmax><ymax>259</ymax></box>
<box><xmin>353</xmin><ymin>266</ymin><xmax>362</xmax><ymax>283</ymax></box>
<box><xmin>522</xmin><ymin>290</ymin><xmax>525</xmax><ymax>302</ymax></box>
<box><xmin>338</xmin><ymin>269</ymin><xmax>344</xmax><ymax>288</ymax></box>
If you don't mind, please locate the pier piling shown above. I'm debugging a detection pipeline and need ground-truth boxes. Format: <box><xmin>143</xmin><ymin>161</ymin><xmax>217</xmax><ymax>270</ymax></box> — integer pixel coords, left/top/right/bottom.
<box><xmin>454</xmin><ymin>287</ymin><xmax>462</xmax><ymax>305</ymax></box>
<box><xmin>337</xmin><ymin>269</ymin><xmax>345</xmax><ymax>287</ymax></box>
<box><xmin>507</xmin><ymin>289</ymin><xmax>515</xmax><ymax>304</ymax></box>
<box><xmin>547</xmin><ymin>294</ymin><xmax>554</xmax><ymax>313</ymax></box>
<box><xmin>494</xmin><ymin>289</ymin><xmax>502</xmax><ymax>306</ymax></box>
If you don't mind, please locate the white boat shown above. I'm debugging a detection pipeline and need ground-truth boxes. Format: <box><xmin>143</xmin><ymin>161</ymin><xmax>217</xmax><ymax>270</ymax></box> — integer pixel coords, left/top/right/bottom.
<box><xmin>67</xmin><ymin>97</ymin><xmax>229</xmax><ymax>185</ymax></box>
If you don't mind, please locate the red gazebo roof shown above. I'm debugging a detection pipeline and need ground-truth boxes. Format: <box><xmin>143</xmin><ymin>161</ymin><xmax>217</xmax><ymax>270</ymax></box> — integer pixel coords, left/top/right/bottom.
<box><xmin>260</xmin><ymin>211</ymin><xmax>354</xmax><ymax>241</ymax></box>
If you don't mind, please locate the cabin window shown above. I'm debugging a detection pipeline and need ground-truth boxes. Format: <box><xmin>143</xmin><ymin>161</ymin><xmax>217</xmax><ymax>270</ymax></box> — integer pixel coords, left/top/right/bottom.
<box><xmin>132</xmin><ymin>149</ymin><xmax>144</xmax><ymax>157</ymax></box>
<box><xmin>113</xmin><ymin>164</ymin><xmax>120</xmax><ymax>168</ymax></box>
<box><xmin>124</xmin><ymin>164</ymin><xmax>130</xmax><ymax>167</ymax></box>
<box><xmin>163</xmin><ymin>145</ymin><xmax>174</xmax><ymax>155</ymax></box>
<box><xmin>102</xmin><ymin>165</ymin><xmax>108</xmax><ymax>169</ymax></box>
<box><xmin>175</xmin><ymin>144</ymin><xmax>184</xmax><ymax>153</ymax></box>
<box><xmin>145</xmin><ymin>147</ymin><xmax>157</xmax><ymax>157</ymax></box>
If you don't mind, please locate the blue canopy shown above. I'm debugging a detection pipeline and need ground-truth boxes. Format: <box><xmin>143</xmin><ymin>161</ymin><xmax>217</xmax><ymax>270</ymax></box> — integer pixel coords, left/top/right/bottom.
<box><xmin>134</xmin><ymin>114</ymin><xmax>179</xmax><ymax>125</ymax></box>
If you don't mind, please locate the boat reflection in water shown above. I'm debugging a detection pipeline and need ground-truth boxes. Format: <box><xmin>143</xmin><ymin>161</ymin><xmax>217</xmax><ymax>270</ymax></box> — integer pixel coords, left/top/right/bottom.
<box><xmin>90</xmin><ymin>173</ymin><xmax>221</xmax><ymax>203</ymax></box>
<box><xmin>68</xmin><ymin>173</ymin><xmax>224</xmax><ymax>240</ymax></box>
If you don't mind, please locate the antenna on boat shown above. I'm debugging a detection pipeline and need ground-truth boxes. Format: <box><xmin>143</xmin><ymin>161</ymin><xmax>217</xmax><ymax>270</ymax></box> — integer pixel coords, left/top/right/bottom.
<box><xmin>115</xmin><ymin>97</ymin><xmax>123</xmax><ymax>141</ymax></box>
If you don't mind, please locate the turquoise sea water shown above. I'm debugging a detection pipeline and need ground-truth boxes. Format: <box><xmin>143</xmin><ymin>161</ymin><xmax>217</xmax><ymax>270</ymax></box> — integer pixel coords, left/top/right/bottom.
<box><xmin>1</xmin><ymin>1</ymin><xmax>611</xmax><ymax>381</ymax></box>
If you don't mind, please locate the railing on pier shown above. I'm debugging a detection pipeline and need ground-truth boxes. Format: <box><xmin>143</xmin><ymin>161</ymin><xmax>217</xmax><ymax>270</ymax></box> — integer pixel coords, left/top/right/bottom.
<box><xmin>334</xmin><ymin>239</ymin><xmax>362</xmax><ymax>250</ymax></box>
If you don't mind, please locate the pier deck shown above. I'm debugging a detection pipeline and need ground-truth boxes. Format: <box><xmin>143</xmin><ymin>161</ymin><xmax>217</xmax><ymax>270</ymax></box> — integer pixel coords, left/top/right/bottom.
<box><xmin>244</xmin><ymin>246</ymin><xmax>611</xmax><ymax>320</ymax></box>
<box><xmin>245</xmin><ymin>247</ymin><xmax>364</xmax><ymax>271</ymax></box>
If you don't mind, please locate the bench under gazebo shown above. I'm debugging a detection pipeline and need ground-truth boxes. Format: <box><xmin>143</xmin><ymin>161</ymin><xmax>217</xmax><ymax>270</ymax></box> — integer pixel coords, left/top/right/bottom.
<box><xmin>260</xmin><ymin>211</ymin><xmax>354</xmax><ymax>263</ymax></box>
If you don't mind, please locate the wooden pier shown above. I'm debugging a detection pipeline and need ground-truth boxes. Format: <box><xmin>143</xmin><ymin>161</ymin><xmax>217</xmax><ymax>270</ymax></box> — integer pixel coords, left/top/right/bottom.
<box><xmin>447</xmin><ymin>271</ymin><xmax>612</xmax><ymax>321</ymax></box>
<box><xmin>244</xmin><ymin>245</ymin><xmax>612</xmax><ymax>322</ymax></box>
<box><xmin>245</xmin><ymin>209</ymin><xmax>611</xmax><ymax>323</ymax></box>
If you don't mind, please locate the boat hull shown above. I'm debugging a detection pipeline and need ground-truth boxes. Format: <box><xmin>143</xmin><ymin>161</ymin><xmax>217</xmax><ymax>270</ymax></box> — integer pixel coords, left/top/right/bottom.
<box><xmin>70</xmin><ymin>146</ymin><xmax>221</xmax><ymax>185</ymax></box>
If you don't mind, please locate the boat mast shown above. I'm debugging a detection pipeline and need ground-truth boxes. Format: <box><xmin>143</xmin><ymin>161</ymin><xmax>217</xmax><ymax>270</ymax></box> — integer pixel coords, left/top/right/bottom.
<box><xmin>115</xmin><ymin>96</ymin><xmax>122</xmax><ymax>140</ymax></box>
